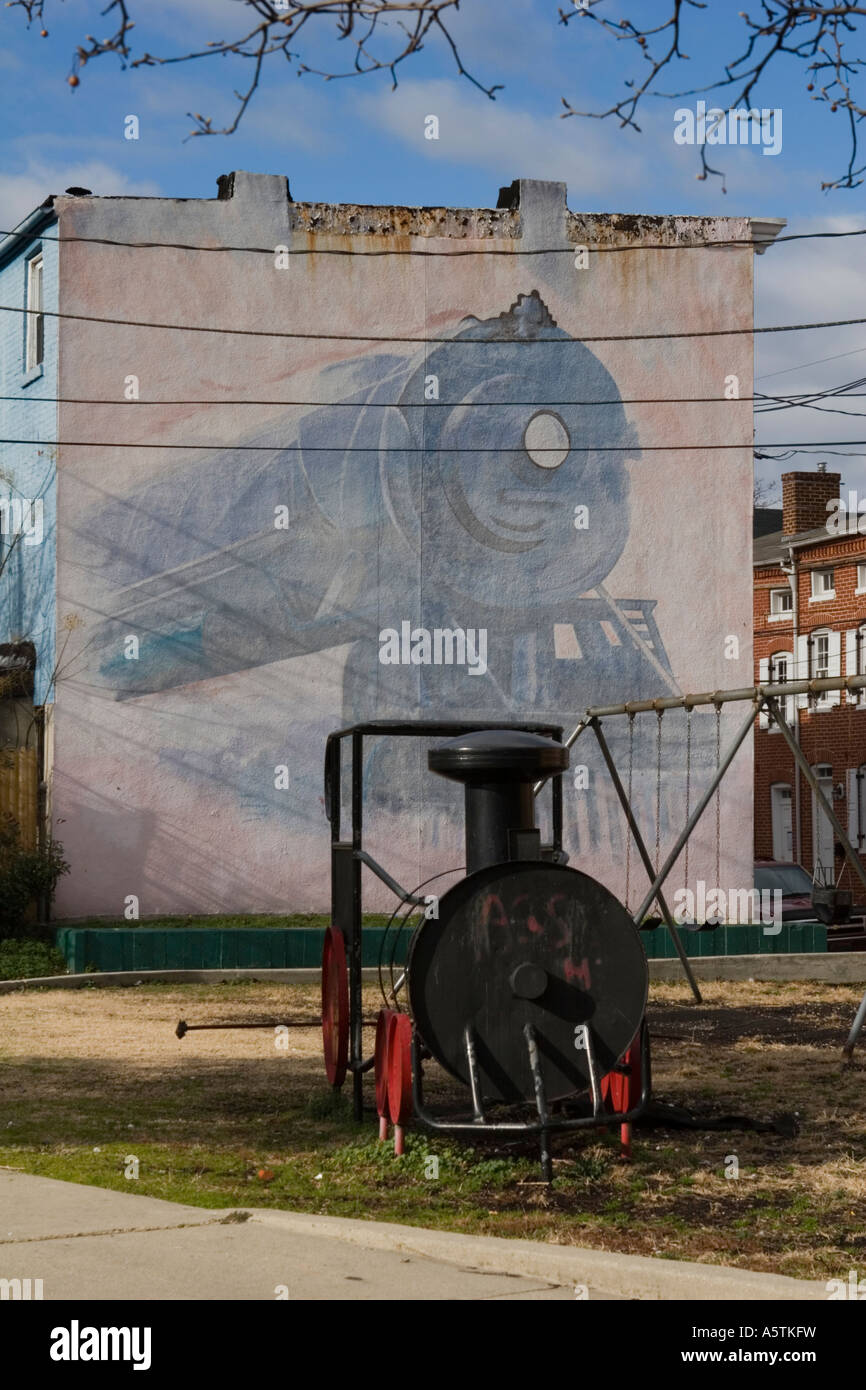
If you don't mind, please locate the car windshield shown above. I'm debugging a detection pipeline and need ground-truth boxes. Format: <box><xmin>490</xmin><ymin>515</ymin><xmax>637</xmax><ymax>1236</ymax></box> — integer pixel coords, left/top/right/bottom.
<box><xmin>754</xmin><ymin>864</ymin><xmax>813</xmax><ymax>896</ymax></box>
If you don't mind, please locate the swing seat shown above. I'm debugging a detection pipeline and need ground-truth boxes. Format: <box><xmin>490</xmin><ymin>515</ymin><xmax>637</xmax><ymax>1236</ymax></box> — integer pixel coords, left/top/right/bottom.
<box><xmin>638</xmin><ymin>916</ymin><xmax>663</xmax><ymax>931</ymax></box>
<box><xmin>812</xmin><ymin>887</ymin><xmax>852</xmax><ymax>925</ymax></box>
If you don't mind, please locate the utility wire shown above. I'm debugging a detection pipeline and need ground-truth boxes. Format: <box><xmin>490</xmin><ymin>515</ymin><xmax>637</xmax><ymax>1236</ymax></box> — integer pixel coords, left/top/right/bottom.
<box><xmin>0</xmin><ymin>437</ymin><xmax>855</xmax><ymax>453</ymax></box>
<box><xmin>3</xmin><ymin>224</ymin><xmax>863</xmax><ymax>257</ymax></box>
<box><xmin>756</xmin><ymin>346</ymin><xmax>866</xmax><ymax>382</ymax></box>
<box><xmin>754</xmin><ymin>375</ymin><xmax>866</xmax><ymax>416</ymax></box>
<box><xmin>2</xmin><ymin>389</ymin><xmax>865</xmax><ymax>409</ymax></box>
<box><xmin>2</xmin><ymin>303</ymin><xmax>864</xmax><ymax>345</ymax></box>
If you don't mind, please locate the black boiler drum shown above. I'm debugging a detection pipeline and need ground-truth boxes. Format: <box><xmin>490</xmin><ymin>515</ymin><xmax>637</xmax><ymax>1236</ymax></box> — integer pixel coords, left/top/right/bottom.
<box><xmin>408</xmin><ymin>860</ymin><xmax>648</xmax><ymax>1104</ymax></box>
<box><xmin>408</xmin><ymin>728</ymin><xmax>648</xmax><ymax>1104</ymax></box>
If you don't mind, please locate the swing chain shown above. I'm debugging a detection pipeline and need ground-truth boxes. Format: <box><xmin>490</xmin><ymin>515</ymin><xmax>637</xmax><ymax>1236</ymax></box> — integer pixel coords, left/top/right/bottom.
<box><xmin>625</xmin><ymin>712</ymin><xmax>635</xmax><ymax>911</ymax></box>
<box><xmin>655</xmin><ymin>709</ymin><xmax>663</xmax><ymax>887</ymax></box>
<box><xmin>714</xmin><ymin>700</ymin><xmax>722</xmax><ymax>891</ymax></box>
<box><xmin>683</xmin><ymin>703</ymin><xmax>692</xmax><ymax>890</ymax></box>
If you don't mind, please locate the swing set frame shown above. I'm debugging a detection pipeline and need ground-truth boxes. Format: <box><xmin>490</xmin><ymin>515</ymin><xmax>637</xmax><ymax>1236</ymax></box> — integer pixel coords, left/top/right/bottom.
<box><xmin>533</xmin><ymin>671</ymin><xmax>866</xmax><ymax>1058</ymax></box>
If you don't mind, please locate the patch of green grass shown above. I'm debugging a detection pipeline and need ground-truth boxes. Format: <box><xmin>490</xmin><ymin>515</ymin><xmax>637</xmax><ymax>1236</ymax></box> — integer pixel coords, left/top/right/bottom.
<box><xmin>304</xmin><ymin>1091</ymin><xmax>355</xmax><ymax>1122</ymax></box>
<box><xmin>557</xmin><ymin>1149</ymin><xmax>610</xmax><ymax>1186</ymax></box>
<box><xmin>0</xmin><ymin>938</ymin><xmax>67</xmax><ymax>980</ymax></box>
<box><xmin>0</xmin><ymin>1129</ymin><xmax>535</xmax><ymax>1226</ymax></box>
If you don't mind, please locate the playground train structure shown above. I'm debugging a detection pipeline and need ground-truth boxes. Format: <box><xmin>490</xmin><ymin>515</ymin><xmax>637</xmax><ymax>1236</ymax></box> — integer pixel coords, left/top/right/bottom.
<box><xmin>175</xmin><ymin>691</ymin><xmax>866</xmax><ymax>1177</ymax></box>
<box><xmin>321</xmin><ymin>720</ymin><xmax>650</xmax><ymax>1181</ymax></box>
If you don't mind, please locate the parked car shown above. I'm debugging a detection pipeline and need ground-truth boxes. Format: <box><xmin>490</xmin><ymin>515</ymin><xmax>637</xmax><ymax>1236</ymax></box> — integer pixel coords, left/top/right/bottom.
<box><xmin>754</xmin><ymin>861</ymin><xmax>816</xmax><ymax>922</ymax></box>
<box><xmin>755</xmin><ymin>860</ymin><xmax>866</xmax><ymax>949</ymax></box>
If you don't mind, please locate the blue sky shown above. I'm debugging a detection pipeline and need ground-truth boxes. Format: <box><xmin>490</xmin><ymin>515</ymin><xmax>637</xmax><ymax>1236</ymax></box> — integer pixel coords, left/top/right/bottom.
<box><xmin>3</xmin><ymin>0</ymin><xmax>866</xmax><ymax>497</ymax></box>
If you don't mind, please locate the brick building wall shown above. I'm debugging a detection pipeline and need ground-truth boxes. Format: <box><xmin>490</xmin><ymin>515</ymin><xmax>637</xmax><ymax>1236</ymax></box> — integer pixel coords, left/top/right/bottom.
<box><xmin>754</xmin><ymin>471</ymin><xmax>866</xmax><ymax>888</ymax></box>
<box><xmin>780</xmin><ymin>469</ymin><xmax>840</xmax><ymax>534</ymax></box>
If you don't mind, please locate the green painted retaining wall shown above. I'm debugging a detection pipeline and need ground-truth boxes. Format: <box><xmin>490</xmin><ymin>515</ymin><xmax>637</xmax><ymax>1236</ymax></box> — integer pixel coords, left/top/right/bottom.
<box><xmin>54</xmin><ymin>927</ymin><xmax>410</xmax><ymax>975</ymax></box>
<box><xmin>54</xmin><ymin>921</ymin><xmax>827</xmax><ymax>974</ymax></box>
<box><xmin>640</xmin><ymin>921</ymin><xmax>827</xmax><ymax>958</ymax></box>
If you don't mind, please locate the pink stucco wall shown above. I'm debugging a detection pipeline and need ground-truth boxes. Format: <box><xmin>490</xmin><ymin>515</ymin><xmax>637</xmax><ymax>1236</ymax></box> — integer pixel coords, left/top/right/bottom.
<box><xmin>51</xmin><ymin>174</ymin><xmax>756</xmax><ymax>917</ymax></box>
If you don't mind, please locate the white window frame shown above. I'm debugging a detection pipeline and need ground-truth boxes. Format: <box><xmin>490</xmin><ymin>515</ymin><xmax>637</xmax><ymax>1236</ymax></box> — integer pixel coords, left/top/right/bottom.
<box><xmin>768</xmin><ymin>651</ymin><xmax>794</xmax><ymax>729</ymax></box>
<box><xmin>856</xmin><ymin>624</ymin><xmax>866</xmax><ymax>708</ymax></box>
<box><xmin>769</xmin><ymin>587</ymin><xmax>793</xmax><ymax>621</ymax></box>
<box><xmin>856</xmin><ymin>563</ymin><xmax>866</xmax><ymax>595</ymax></box>
<box><xmin>25</xmin><ymin>252</ymin><xmax>44</xmax><ymax>373</ymax></box>
<box><xmin>847</xmin><ymin>766</ymin><xmax>866</xmax><ymax>851</ymax></box>
<box><xmin>810</xmin><ymin>567</ymin><xmax>835</xmax><ymax>601</ymax></box>
<box><xmin>811</xmin><ymin>627</ymin><xmax>841</xmax><ymax>710</ymax></box>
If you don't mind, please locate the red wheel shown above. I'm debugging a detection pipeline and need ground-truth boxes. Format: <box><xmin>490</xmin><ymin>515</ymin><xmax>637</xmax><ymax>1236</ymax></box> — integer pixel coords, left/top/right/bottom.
<box><xmin>601</xmin><ymin>1024</ymin><xmax>643</xmax><ymax>1114</ymax></box>
<box><xmin>374</xmin><ymin>1009</ymin><xmax>395</xmax><ymax>1118</ymax></box>
<box><xmin>386</xmin><ymin>1013</ymin><xmax>413</xmax><ymax>1126</ymax></box>
<box><xmin>321</xmin><ymin>926</ymin><xmax>349</xmax><ymax>1087</ymax></box>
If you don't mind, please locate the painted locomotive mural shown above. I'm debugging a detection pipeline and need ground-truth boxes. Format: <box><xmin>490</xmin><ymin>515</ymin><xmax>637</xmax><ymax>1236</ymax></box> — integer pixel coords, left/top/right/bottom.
<box><xmin>88</xmin><ymin>290</ymin><xmax>672</xmax><ymax>705</ymax></box>
<box><xmin>57</xmin><ymin>265</ymin><xmax>741</xmax><ymax>914</ymax></box>
<box><xmin>76</xmin><ymin>289</ymin><xmax>704</xmax><ymax>854</ymax></box>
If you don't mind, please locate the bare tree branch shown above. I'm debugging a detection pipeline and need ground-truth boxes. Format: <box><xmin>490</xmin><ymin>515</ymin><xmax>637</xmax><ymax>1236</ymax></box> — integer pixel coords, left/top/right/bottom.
<box><xmin>559</xmin><ymin>1</ymin><xmax>866</xmax><ymax>192</ymax></box>
<box><xmin>9</xmin><ymin>0</ymin><xmax>501</xmax><ymax>137</ymax></box>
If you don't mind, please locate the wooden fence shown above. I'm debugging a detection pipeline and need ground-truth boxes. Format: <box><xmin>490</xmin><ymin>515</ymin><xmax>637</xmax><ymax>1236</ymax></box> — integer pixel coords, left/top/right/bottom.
<box><xmin>0</xmin><ymin>745</ymin><xmax>39</xmax><ymax>848</ymax></box>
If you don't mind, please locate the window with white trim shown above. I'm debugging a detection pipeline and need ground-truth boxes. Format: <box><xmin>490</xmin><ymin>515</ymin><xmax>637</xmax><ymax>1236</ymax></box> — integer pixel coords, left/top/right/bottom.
<box><xmin>811</xmin><ymin>568</ymin><xmax>835</xmax><ymax>600</ymax></box>
<box><xmin>857</xmin><ymin>624</ymin><xmax>866</xmax><ymax>706</ymax></box>
<box><xmin>769</xmin><ymin>587</ymin><xmax>792</xmax><ymax>618</ymax></box>
<box><xmin>810</xmin><ymin>626</ymin><xmax>841</xmax><ymax>709</ymax></box>
<box><xmin>857</xmin><ymin>563</ymin><xmax>866</xmax><ymax>594</ymax></box>
<box><xmin>848</xmin><ymin>766</ymin><xmax>866</xmax><ymax>850</ymax></box>
<box><xmin>25</xmin><ymin>253</ymin><xmax>44</xmax><ymax>373</ymax></box>
<box><xmin>768</xmin><ymin>651</ymin><xmax>794</xmax><ymax>728</ymax></box>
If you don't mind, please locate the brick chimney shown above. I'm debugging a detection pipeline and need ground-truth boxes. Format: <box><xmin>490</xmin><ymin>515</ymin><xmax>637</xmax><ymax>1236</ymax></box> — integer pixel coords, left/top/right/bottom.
<box><xmin>781</xmin><ymin>468</ymin><xmax>841</xmax><ymax>534</ymax></box>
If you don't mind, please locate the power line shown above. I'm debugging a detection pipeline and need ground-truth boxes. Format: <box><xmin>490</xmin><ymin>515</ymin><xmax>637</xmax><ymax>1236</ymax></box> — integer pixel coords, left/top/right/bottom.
<box><xmin>0</xmin><ymin>437</ymin><xmax>856</xmax><ymax>453</ymax></box>
<box><xmin>764</xmin><ymin>446</ymin><xmax>866</xmax><ymax>459</ymax></box>
<box><xmin>2</xmin><ymin>224</ymin><xmax>863</xmax><ymax>257</ymax></box>
<box><xmin>757</xmin><ymin>400</ymin><xmax>866</xmax><ymax>419</ymax></box>
<box><xmin>3</xmin><ymin>303</ymin><xmax>864</xmax><ymax>345</ymax></box>
<box><xmin>0</xmin><ymin>393</ymin><xmax>772</xmax><ymax>407</ymax></box>
<box><xmin>754</xmin><ymin>375</ymin><xmax>866</xmax><ymax>416</ymax></box>
<box><xmin>1</xmin><ymin>390</ymin><xmax>862</xmax><ymax>409</ymax></box>
<box><xmin>755</xmin><ymin>346</ymin><xmax>866</xmax><ymax>382</ymax></box>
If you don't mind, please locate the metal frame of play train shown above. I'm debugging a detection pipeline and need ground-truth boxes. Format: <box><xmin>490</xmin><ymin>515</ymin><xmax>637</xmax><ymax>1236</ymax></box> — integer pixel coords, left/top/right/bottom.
<box><xmin>175</xmin><ymin>675</ymin><xmax>866</xmax><ymax>1180</ymax></box>
<box><xmin>321</xmin><ymin>720</ymin><xmax>651</xmax><ymax>1181</ymax></box>
<box><xmin>321</xmin><ymin>680</ymin><xmax>866</xmax><ymax>1176</ymax></box>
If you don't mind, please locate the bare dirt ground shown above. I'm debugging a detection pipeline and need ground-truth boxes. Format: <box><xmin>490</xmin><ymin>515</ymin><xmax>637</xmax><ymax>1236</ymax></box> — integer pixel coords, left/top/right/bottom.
<box><xmin>0</xmin><ymin>978</ymin><xmax>864</xmax><ymax>1278</ymax></box>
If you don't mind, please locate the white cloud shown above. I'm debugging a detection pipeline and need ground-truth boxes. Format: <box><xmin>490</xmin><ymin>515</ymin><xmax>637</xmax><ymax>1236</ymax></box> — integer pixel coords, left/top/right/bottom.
<box><xmin>757</xmin><ymin>214</ymin><xmax>865</xmax><ymax>330</ymax></box>
<box><xmin>355</xmin><ymin>77</ymin><xmax>648</xmax><ymax>197</ymax></box>
<box><xmin>754</xmin><ymin>213</ymin><xmax>866</xmax><ymax>491</ymax></box>
<box><xmin>0</xmin><ymin>160</ymin><xmax>163</xmax><ymax>230</ymax></box>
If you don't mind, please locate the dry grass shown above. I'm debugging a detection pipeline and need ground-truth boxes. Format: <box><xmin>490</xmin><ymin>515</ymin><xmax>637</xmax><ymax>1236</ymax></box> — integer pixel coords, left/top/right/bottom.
<box><xmin>1</xmin><ymin>977</ymin><xmax>864</xmax><ymax>1279</ymax></box>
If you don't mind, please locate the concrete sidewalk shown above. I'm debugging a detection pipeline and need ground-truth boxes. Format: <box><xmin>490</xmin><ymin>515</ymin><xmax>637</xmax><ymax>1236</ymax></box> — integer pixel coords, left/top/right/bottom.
<box><xmin>0</xmin><ymin>1169</ymin><xmax>826</xmax><ymax>1301</ymax></box>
